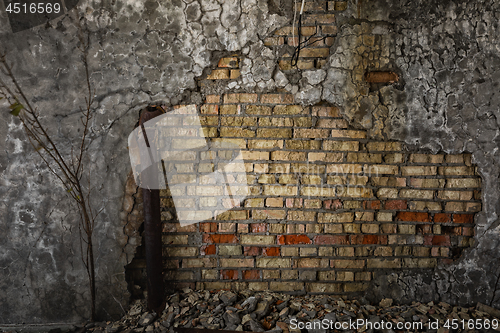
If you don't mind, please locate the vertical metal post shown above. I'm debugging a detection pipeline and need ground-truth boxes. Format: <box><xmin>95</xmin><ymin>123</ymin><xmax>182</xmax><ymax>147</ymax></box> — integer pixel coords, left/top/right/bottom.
<box><xmin>139</xmin><ymin>106</ymin><xmax>165</xmax><ymax>313</ymax></box>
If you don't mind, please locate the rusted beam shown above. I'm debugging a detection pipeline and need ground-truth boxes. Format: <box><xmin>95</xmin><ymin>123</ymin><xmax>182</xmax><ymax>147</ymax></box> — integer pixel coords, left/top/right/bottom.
<box><xmin>139</xmin><ymin>105</ymin><xmax>165</xmax><ymax>313</ymax></box>
<box><xmin>364</xmin><ymin>71</ymin><xmax>399</xmax><ymax>83</ymax></box>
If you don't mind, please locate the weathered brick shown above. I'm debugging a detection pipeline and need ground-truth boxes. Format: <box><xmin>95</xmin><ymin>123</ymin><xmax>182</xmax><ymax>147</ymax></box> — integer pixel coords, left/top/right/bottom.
<box><xmin>220</xmin><ymin>258</ymin><xmax>254</xmax><ymax>267</ymax></box>
<box><xmin>318</xmin><ymin>212</ymin><xmax>354</xmax><ymax>223</ymax></box>
<box><xmin>314</xmin><ymin>235</ymin><xmax>349</xmax><ymax>245</ymax></box>
<box><xmin>306</xmin><ymin>283</ymin><xmax>343</xmax><ymax>293</ymax></box>
<box><xmin>242</xmin><ymin>270</ymin><xmax>260</xmax><ymax>280</ymax></box>
<box><xmin>331</xmin><ymin>130</ymin><xmax>367</xmax><ymax>139</ymax></box>
<box><xmin>241</xmin><ymin>235</ymin><xmax>275</xmax><ymax>245</ymax></box>
<box><xmin>252</xmin><ymin>209</ymin><xmax>286</xmax><ymax>220</ymax></box>
<box><xmin>396</xmin><ymin>212</ymin><xmax>430</xmax><ymax>222</ymax></box>
<box><xmin>183</xmin><ymin>258</ymin><xmax>217</xmax><ymax>268</ymax></box>
<box><xmin>277</xmin><ymin>235</ymin><xmax>312</xmax><ymax>245</ymax></box>
<box><xmin>347</xmin><ymin>153</ymin><xmax>382</xmax><ymax>163</ymax></box>
<box><xmin>312</xmin><ymin>106</ymin><xmax>340</xmax><ymax>117</ymax></box>
<box><xmin>323</xmin><ymin>141</ymin><xmax>359</xmax><ymax>151</ymax></box>
<box><xmin>262</xmin><ymin>185</ymin><xmax>298</xmax><ymax>196</ymax></box>
<box><xmin>294</xmin><ymin>128</ymin><xmax>330</xmax><ymax>138</ymax></box>
<box><xmin>223</xmin><ymin>93</ymin><xmax>258</xmax><ymax>103</ymax></box>
<box><xmin>385</xmin><ymin>200</ymin><xmax>407</xmax><ymax>210</ymax></box>
<box><xmin>302</xmin><ymin>14</ymin><xmax>335</xmax><ymax>25</ymax></box>
<box><xmin>366</xmin><ymin>142</ymin><xmax>402</xmax><ymax>151</ymax></box>
<box><xmin>297</xmin><ymin>258</ymin><xmax>329</xmax><ymax>268</ymax></box>
<box><xmin>270</xmin><ymin>281</ymin><xmax>304</xmax><ymax>291</ymax></box>
<box><xmin>257</xmin><ymin>258</ymin><xmax>291</xmax><ymax>268</ymax></box>
<box><xmin>338</xmin><ymin>187</ymin><xmax>373</xmax><ymax>198</ymax></box>
<box><xmin>409</xmin><ymin>154</ymin><xmax>444</xmax><ymax>164</ymax></box>
<box><xmin>438</xmin><ymin>166</ymin><xmax>475</xmax><ymax>176</ymax></box>
<box><xmin>203</xmin><ymin>234</ymin><xmax>239</xmax><ymax>244</ymax></box>
<box><xmin>453</xmin><ymin>214</ymin><xmax>474</xmax><ymax>224</ymax></box>
<box><xmin>424</xmin><ymin>235</ymin><xmax>451</xmax><ymax>246</ymax></box>
<box><xmin>316</xmin><ymin>118</ymin><xmax>348</xmax><ymax>128</ymax></box>
<box><xmin>367</xmin><ymin>258</ymin><xmax>401</xmax><ymax>269</ymax></box>
<box><xmin>326</xmin><ymin>164</ymin><xmax>363</xmax><ymax>174</ymax></box>
<box><xmin>402</xmin><ymin>166</ymin><xmax>437</xmax><ymax>176</ymax></box>
<box><xmin>300</xmin><ymin>186</ymin><xmax>336</xmax><ymax>197</ymax></box>
<box><xmin>271</xmin><ymin>151</ymin><xmax>307</xmax><ymax>161</ymax></box>
<box><xmin>365</xmin><ymin>164</ymin><xmax>399</xmax><ymax>175</ymax></box>
<box><xmin>221</xmin><ymin>270</ymin><xmax>239</xmax><ymax>280</ymax></box>
<box><xmin>257</xmin><ymin>128</ymin><xmax>293</xmax><ymax>138</ymax></box>
<box><xmin>399</xmin><ymin>189</ymin><xmax>434</xmax><ymax>199</ymax></box>
<box><xmin>446</xmin><ymin>178</ymin><xmax>481</xmax><ymax>188</ymax></box>
<box><xmin>216</xmin><ymin>210</ymin><xmax>248</xmax><ymax>220</ymax></box>
<box><xmin>332</xmin><ymin>259</ymin><xmax>365</xmax><ymax>269</ymax></box>
<box><xmin>220</xmin><ymin>127</ymin><xmax>255</xmax><ymax>137</ymax></box>
<box><xmin>273</xmin><ymin>105</ymin><xmax>306</xmax><ymax>115</ymax></box>
<box><xmin>207</xmin><ymin>69</ymin><xmax>230</xmax><ymax>80</ymax></box>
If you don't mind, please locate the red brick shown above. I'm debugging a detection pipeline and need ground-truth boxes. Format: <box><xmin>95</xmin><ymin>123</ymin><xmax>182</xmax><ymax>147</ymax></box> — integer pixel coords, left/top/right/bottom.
<box><xmin>277</xmin><ymin>235</ymin><xmax>312</xmax><ymax>245</ymax></box>
<box><xmin>203</xmin><ymin>234</ymin><xmax>238</xmax><ymax>244</ymax></box>
<box><xmin>201</xmin><ymin>245</ymin><xmax>216</xmax><ymax>255</ymax></box>
<box><xmin>263</xmin><ymin>247</ymin><xmax>280</xmax><ymax>256</ymax></box>
<box><xmin>324</xmin><ymin>199</ymin><xmax>342</xmax><ymax>210</ymax></box>
<box><xmin>434</xmin><ymin>213</ymin><xmax>452</xmax><ymax>223</ymax></box>
<box><xmin>363</xmin><ymin>200</ymin><xmax>381</xmax><ymax>210</ymax></box>
<box><xmin>396</xmin><ymin>212</ymin><xmax>430</xmax><ymax>222</ymax></box>
<box><xmin>313</xmin><ymin>235</ymin><xmax>349</xmax><ymax>245</ymax></box>
<box><xmin>453</xmin><ymin>214</ymin><xmax>474</xmax><ymax>224</ymax></box>
<box><xmin>250</xmin><ymin>223</ymin><xmax>267</xmax><ymax>233</ymax></box>
<box><xmin>286</xmin><ymin>198</ymin><xmax>303</xmax><ymax>208</ymax></box>
<box><xmin>244</xmin><ymin>246</ymin><xmax>261</xmax><ymax>256</ymax></box>
<box><xmin>200</xmin><ymin>222</ymin><xmax>217</xmax><ymax>232</ymax></box>
<box><xmin>221</xmin><ymin>270</ymin><xmax>238</xmax><ymax>280</ymax></box>
<box><xmin>385</xmin><ymin>200</ymin><xmax>407</xmax><ymax>210</ymax></box>
<box><xmin>424</xmin><ymin>235</ymin><xmax>451</xmax><ymax>246</ymax></box>
<box><xmin>242</xmin><ymin>270</ymin><xmax>260</xmax><ymax>280</ymax></box>
<box><xmin>463</xmin><ymin>227</ymin><xmax>474</xmax><ymax>236</ymax></box>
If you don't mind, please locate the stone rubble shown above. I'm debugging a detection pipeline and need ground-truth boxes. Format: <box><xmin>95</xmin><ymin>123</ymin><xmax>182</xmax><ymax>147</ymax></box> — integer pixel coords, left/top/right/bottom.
<box><xmin>17</xmin><ymin>290</ymin><xmax>500</xmax><ymax>333</ymax></box>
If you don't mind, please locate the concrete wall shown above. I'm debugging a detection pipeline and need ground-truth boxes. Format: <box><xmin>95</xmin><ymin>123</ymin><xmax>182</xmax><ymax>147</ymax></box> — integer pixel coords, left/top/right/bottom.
<box><xmin>1</xmin><ymin>0</ymin><xmax>500</xmax><ymax>324</ymax></box>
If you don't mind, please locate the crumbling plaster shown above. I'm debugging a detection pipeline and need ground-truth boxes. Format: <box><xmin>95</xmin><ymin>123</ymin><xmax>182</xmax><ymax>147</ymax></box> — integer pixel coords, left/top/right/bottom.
<box><xmin>0</xmin><ymin>0</ymin><xmax>499</xmax><ymax>324</ymax></box>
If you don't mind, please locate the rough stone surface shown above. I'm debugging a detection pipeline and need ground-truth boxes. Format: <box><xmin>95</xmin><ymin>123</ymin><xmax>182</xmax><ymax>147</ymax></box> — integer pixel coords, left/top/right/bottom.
<box><xmin>2</xmin><ymin>0</ymin><xmax>500</xmax><ymax>325</ymax></box>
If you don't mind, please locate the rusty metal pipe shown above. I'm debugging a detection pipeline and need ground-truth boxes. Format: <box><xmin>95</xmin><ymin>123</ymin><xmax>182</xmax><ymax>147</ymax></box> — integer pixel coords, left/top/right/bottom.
<box><xmin>139</xmin><ymin>106</ymin><xmax>165</xmax><ymax>313</ymax></box>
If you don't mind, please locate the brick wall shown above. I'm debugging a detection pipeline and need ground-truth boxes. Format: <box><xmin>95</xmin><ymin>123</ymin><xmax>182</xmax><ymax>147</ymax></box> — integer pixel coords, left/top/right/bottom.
<box><xmin>125</xmin><ymin>1</ymin><xmax>483</xmax><ymax>296</ymax></box>
<box><xmin>152</xmin><ymin>93</ymin><xmax>481</xmax><ymax>294</ymax></box>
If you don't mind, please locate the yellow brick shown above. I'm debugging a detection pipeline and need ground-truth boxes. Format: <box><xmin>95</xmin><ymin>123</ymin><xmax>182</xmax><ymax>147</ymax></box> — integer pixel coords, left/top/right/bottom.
<box><xmin>410</xmin><ymin>178</ymin><xmax>445</xmax><ymax>188</ymax></box>
<box><xmin>402</xmin><ymin>258</ymin><xmax>437</xmax><ymax>268</ymax></box>
<box><xmin>347</xmin><ymin>153</ymin><xmax>382</xmax><ymax>163</ymax></box>
<box><xmin>273</xmin><ymin>105</ymin><xmax>305</xmax><ymax>115</ymax></box>
<box><xmin>287</xmin><ymin>211</ymin><xmax>316</xmax><ymax>221</ymax></box>
<box><xmin>324</xmin><ymin>224</ymin><xmax>343</xmax><ymax>233</ymax></box>
<box><xmin>401</xmin><ymin>166</ymin><xmax>438</xmax><ymax>176</ymax></box>
<box><xmin>224</xmin><ymin>93</ymin><xmax>258</xmax><ymax>103</ymax></box>
<box><xmin>220</xmin><ymin>258</ymin><xmax>254</xmax><ymax>267</ymax></box>
<box><xmin>371</xmin><ymin>177</ymin><xmax>406</xmax><ymax>187</ymax></box>
<box><xmin>297</xmin><ymin>258</ymin><xmax>329</xmax><ymax>268</ymax></box>
<box><xmin>332</xmin><ymin>259</ymin><xmax>365</xmax><ymax>269</ymax></box>
<box><xmin>263</xmin><ymin>185</ymin><xmax>298</xmax><ymax>196</ymax></box>
<box><xmin>326</xmin><ymin>164</ymin><xmax>363</xmax><ymax>174</ymax></box>
<box><xmin>365</xmin><ymin>164</ymin><xmax>399</xmax><ymax>175</ymax></box>
<box><xmin>182</xmin><ymin>258</ymin><xmax>217</xmax><ymax>268</ymax></box>
<box><xmin>270</xmin><ymin>281</ymin><xmax>304</xmax><ymax>291</ymax></box>
<box><xmin>291</xmin><ymin>163</ymin><xmax>326</xmax><ymax>174</ymax></box>
<box><xmin>366</xmin><ymin>142</ymin><xmax>402</xmax><ymax>151</ymax></box>
<box><xmin>263</xmin><ymin>270</ymin><xmax>280</xmax><ymax>279</ymax></box>
<box><xmin>377</xmin><ymin>212</ymin><xmax>393</xmax><ymax>221</ymax></box>
<box><xmin>241</xmin><ymin>235</ymin><xmax>275</xmax><ymax>245</ymax></box>
<box><xmin>269</xmin><ymin>164</ymin><xmax>290</xmax><ymax>173</ymax></box>
<box><xmin>338</xmin><ymin>187</ymin><xmax>373</xmax><ymax>198</ymax></box>
<box><xmin>323</xmin><ymin>140</ymin><xmax>359</xmax><ymax>151</ymax></box>
<box><xmin>446</xmin><ymin>178</ymin><xmax>481</xmax><ymax>188</ymax></box>
<box><xmin>384</xmin><ymin>153</ymin><xmax>405</xmax><ymax>163</ymax></box>
<box><xmin>444</xmin><ymin>201</ymin><xmax>466</xmax><ymax>211</ymax></box>
<box><xmin>216</xmin><ymin>210</ymin><xmax>248</xmax><ymax>220</ymax></box>
<box><xmin>219</xmin><ymin>105</ymin><xmax>240</xmax><ymax>115</ymax></box>
<box><xmin>171</xmin><ymin>138</ymin><xmax>205</xmax><ymax>150</ymax></box>
<box><xmin>309</xmin><ymin>152</ymin><xmax>344</xmax><ymax>162</ymax></box>
<box><xmin>286</xmin><ymin>140</ymin><xmax>322</xmax><ymax>150</ymax></box>
<box><xmin>257</xmin><ymin>258</ymin><xmax>291</xmax><ymax>268</ymax></box>
<box><xmin>252</xmin><ymin>209</ymin><xmax>286</xmax><ymax>219</ymax></box>
<box><xmin>257</xmin><ymin>128</ymin><xmax>292</xmax><ymax>138</ymax></box>
<box><xmin>377</xmin><ymin>188</ymin><xmax>398</xmax><ymax>199</ymax></box>
<box><xmin>361</xmin><ymin>224</ymin><xmax>379</xmax><ymax>233</ymax></box>
<box><xmin>300</xmin><ymin>186</ymin><xmax>335</xmax><ymax>197</ymax></box>
<box><xmin>246</xmin><ymin>105</ymin><xmax>271</xmax><ymax>115</ymax></box>
<box><xmin>367</xmin><ymin>258</ymin><xmax>401</xmax><ymax>269</ymax></box>
<box><xmin>331</xmin><ymin>129</ymin><xmax>367</xmax><ymax>138</ymax></box>
<box><xmin>294</xmin><ymin>129</ymin><xmax>330</xmax><ymax>138</ymax></box>
<box><xmin>343</xmin><ymin>223</ymin><xmax>361</xmax><ymax>233</ymax></box>
<box><xmin>437</xmin><ymin>190</ymin><xmax>472</xmax><ymax>200</ymax></box>
<box><xmin>409</xmin><ymin>153</ymin><xmax>444</xmax><ymax>163</ymax></box>
<box><xmin>399</xmin><ymin>189</ymin><xmax>434</xmax><ymax>199</ymax></box>
<box><xmin>211</xmin><ymin>138</ymin><xmax>246</xmax><ymax>149</ymax></box>
<box><xmin>245</xmin><ymin>198</ymin><xmax>264</xmax><ymax>207</ymax></box>
<box><xmin>306</xmin><ymin>283</ymin><xmax>343</xmax><ymax>293</ymax></box>
<box><xmin>302</xmin><ymin>175</ymin><xmax>323</xmax><ymax>185</ymax></box>
<box><xmin>220</xmin><ymin>127</ymin><xmax>255</xmax><ymax>137</ymax></box>
<box><xmin>271</xmin><ymin>151</ymin><xmax>307</xmax><ymax>161</ymax></box>
<box><xmin>438</xmin><ymin>166</ymin><xmax>475</xmax><ymax>176</ymax></box>
<box><xmin>207</xmin><ymin>69</ymin><xmax>230</xmax><ymax>80</ymax></box>
<box><xmin>278</xmin><ymin>174</ymin><xmax>299</xmax><ymax>184</ymax></box>
<box><xmin>318</xmin><ymin>212</ymin><xmax>354</xmax><ymax>223</ymax></box>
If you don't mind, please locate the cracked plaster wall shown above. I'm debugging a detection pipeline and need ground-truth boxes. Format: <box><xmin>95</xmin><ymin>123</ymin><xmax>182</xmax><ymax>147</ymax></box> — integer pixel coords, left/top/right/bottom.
<box><xmin>1</xmin><ymin>0</ymin><xmax>500</xmax><ymax>324</ymax></box>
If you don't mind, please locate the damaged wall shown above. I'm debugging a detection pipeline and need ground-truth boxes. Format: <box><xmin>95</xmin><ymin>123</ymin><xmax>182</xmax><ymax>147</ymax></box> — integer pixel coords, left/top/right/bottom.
<box><xmin>1</xmin><ymin>0</ymin><xmax>500</xmax><ymax>324</ymax></box>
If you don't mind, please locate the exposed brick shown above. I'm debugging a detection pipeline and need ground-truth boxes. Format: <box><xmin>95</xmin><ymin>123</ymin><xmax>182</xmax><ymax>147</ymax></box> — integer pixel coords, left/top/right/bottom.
<box><xmin>385</xmin><ymin>200</ymin><xmax>407</xmax><ymax>210</ymax></box>
<box><xmin>302</xmin><ymin>14</ymin><xmax>336</xmax><ymax>25</ymax></box>
<box><xmin>242</xmin><ymin>270</ymin><xmax>260</xmax><ymax>280</ymax></box>
<box><xmin>263</xmin><ymin>247</ymin><xmax>280</xmax><ymax>256</ymax></box>
<box><xmin>325</xmin><ymin>199</ymin><xmax>343</xmax><ymax>210</ymax></box>
<box><xmin>424</xmin><ymin>235</ymin><xmax>451</xmax><ymax>246</ymax></box>
<box><xmin>396</xmin><ymin>212</ymin><xmax>431</xmax><ymax>222</ymax></box>
<box><xmin>453</xmin><ymin>214</ymin><xmax>474</xmax><ymax>224</ymax></box>
<box><xmin>434</xmin><ymin>213</ymin><xmax>452</xmax><ymax>223</ymax></box>
<box><xmin>277</xmin><ymin>235</ymin><xmax>312</xmax><ymax>245</ymax></box>
<box><xmin>244</xmin><ymin>246</ymin><xmax>261</xmax><ymax>256</ymax></box>
<box><xmin>221</xmin><ymin>270</ymin><xmax>239</xmax><ymax>280</ymax></box>
<box><xmin>207</xmin><ymin>69</ymin><xmax>230</xmax><ymax>80</ymax></box>
<box><xmin>250</xmin><ymin>223</ymin><xmax>267</xmax><ymax>233</ymax></box>
<box><xmin>203</xmin><ymin>234</ymin><xmax>239</xmax><ymax>244</ymax></box>
<box><xmin>201</xmin><ymin>245</ymin><xmax>216</xmax><ymax>255</ymax></box>
<box><xmin>314</xmin><ymin>235</ymin><xmax>349</xmax><ymax>245</ymax></box>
